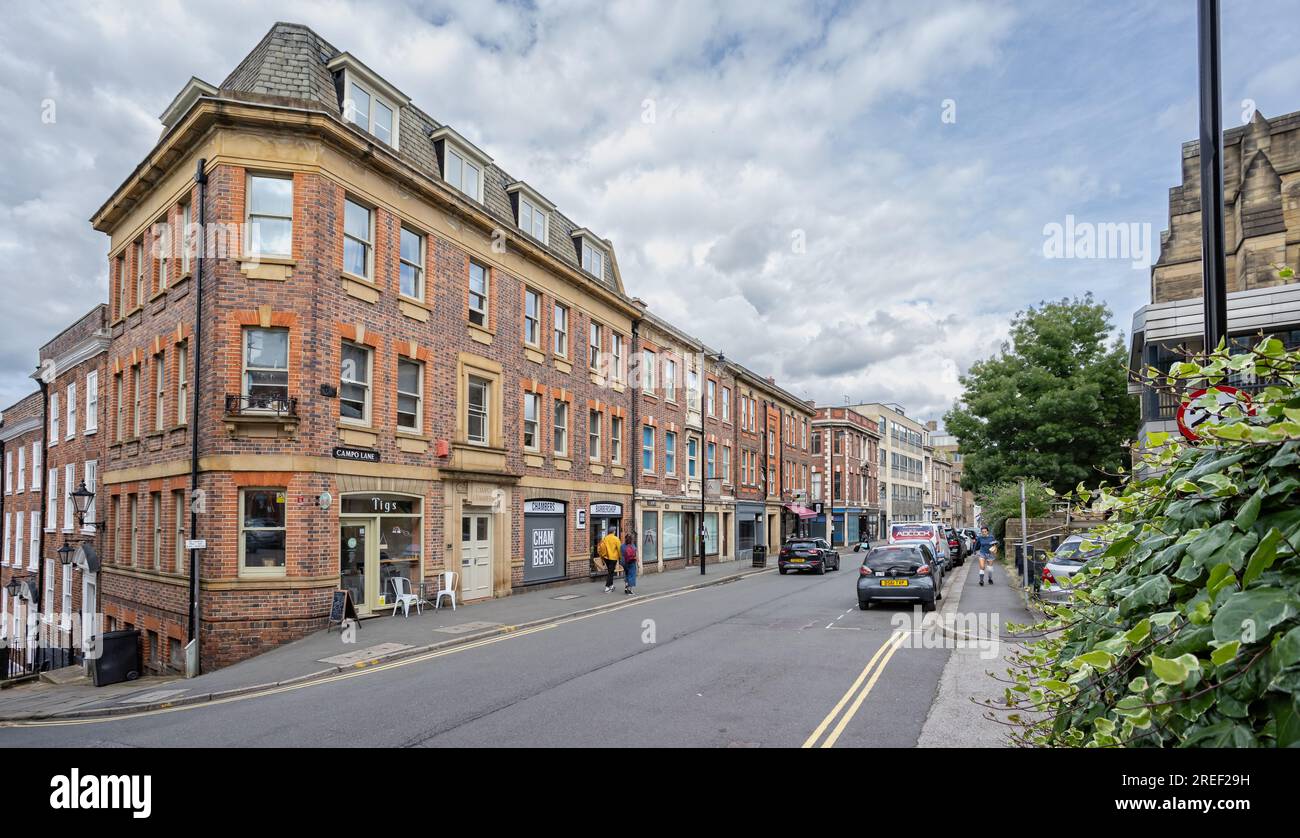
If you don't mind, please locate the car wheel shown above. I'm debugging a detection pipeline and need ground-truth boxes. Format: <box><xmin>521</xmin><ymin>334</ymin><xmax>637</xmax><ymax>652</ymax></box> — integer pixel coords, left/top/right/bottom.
<box><xmin>859</xmin><ymin>600</ymin><xmax>871</xmax><ymax>610</ymax></box>
<box><xmin>921</xmin><ymin>597</ymin><xmax>936</xmax><ymax>613</ymax></box>
<box><xmin>779</xmin><ymin>567</ymin><xmax>787</xmax><ymax>575</ymax></box>
<box><xmin>816</xmin><ymin>563</ymin><xmax>826</xmax><ymax>575</ymax></box>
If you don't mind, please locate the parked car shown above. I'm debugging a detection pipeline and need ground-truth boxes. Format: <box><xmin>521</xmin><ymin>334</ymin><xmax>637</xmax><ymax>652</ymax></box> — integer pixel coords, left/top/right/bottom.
<box><xmin>778</xmin><ymin>537</ymin><xmax>840</xmax><ymax>575</ymax></box>
<box><xmin>944</xmin><ymin>527</ymin><xmax>966</xmax><ymax>565</ymax></box>
<box><xmin>888</xmin><ymin>522</ymin><xmax>952</xmax><ymax>570</ymax></box>
<box><xmin>1039</xmin><ymin>533</ymin><xmax>1108</xmax><ymax>603</ymax></box>
<box><xmin>857</xmin><ymin>543</ymin><xmax>943</xmax><ymax>611</ymax></box>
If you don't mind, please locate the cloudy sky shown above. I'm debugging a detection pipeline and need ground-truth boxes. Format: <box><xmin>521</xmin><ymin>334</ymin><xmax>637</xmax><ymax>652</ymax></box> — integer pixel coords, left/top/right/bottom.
<box><xmin>2</xmin><ymin>0</ymin><xmax>1298</xmax><ymax>422</ymax></box>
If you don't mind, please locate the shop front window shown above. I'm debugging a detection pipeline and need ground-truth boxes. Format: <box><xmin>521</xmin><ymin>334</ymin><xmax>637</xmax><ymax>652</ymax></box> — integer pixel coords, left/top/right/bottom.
<box><xmin>663</xmin><ymin>512</ymin><xmax>682</xmax><ymax>560</ymax></box>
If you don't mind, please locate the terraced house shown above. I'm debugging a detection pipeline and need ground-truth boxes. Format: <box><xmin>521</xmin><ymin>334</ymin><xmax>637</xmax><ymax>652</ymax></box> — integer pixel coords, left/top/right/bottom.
<box><xmin>634</xmin><ymin>313</ymin><xmax>733</xmax><ymax>570</ymax></box>
<box><xmin>1</xmin><ymin>391</ymin><xmax>44</xmax><ymax>672</ymax></box>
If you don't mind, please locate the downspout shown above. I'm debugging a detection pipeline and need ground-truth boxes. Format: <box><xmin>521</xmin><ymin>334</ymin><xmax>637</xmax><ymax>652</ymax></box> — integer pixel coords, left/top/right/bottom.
<box><xmin>35</xmin><ymin>379</ymin><xmax>49</xmax><ymax>664</ymax></box>
<box><xmin>186</xmin><ymin>158</ymin><xmax>208</xmax><ymax>675</ymax></box>
<box><xmin>630</xmin><ymin>319</ymin><xmax>641</xmax><ymax>568</ymax></box>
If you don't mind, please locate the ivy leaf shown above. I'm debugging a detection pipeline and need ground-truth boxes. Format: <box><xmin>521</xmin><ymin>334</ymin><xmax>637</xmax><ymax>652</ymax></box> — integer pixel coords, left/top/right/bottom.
<box><xmin>1211</xmin><ymin>587</ymin><xmax>1300</xmax><ymax>645</ymax></box>
<box><xmin>1241</xmin><ymin>528</ymin><xmax>1283</xmax><ymax>588</ymax></box>
<box><xmin>1181</xmin><ymin>720</ymin><xmax>1254</xmax><ymax>747</ymax></box>
<box><xmin>1207</xmin><ymin>562</ymin><xmax>1238</xmax><ymax>597</ymax></box>
<box><xmin>1150</xmin><ymin>653</ymin><xmax>1199</xmax><ymax>685</ymax></box>
<box><xmin>1120</xmin><ymin>575</ymin><xmax>1172</xmax><ymax>615</ymax></box>
<box><xmin>1069</xmin><ymin>650</ymin><xmax>1115</xmax><ymax>671</ymax></box>
<box><xmin>1234</xmin><ymin>488</ymin><xmax>1263</xmax><ymax>531</ymax></box>
<box><xmin>1124</xmin><ymin>619</ymin><xmax>1151</xmax><ymax>645</ymax></box>
<box><xmin>1210</xmin><ymin>640</ymin><xmax>1240</xmax><ymax>666</ymax></box>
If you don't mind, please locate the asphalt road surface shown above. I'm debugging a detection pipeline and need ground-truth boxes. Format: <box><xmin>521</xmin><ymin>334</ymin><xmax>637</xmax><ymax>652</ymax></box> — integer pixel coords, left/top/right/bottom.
<box><xmin>0</xmin><ymin>560</ymin><xmax>956</xmax><ymax>747</ymax></box>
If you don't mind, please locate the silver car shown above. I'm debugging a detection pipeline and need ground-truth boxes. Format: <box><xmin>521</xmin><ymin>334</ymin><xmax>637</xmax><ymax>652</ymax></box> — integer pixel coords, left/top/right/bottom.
<box><xmin>1038</xmin><ymin>533</ymin><xmax>1107</xmax><ymax>603</ymax></box>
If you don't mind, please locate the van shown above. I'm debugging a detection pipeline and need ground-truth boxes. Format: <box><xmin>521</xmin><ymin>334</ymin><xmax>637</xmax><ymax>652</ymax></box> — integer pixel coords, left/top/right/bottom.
<box><xmin>888</xmin><ymin>522</ymin><xmax>952</xmax><ymax>570</ymax></box>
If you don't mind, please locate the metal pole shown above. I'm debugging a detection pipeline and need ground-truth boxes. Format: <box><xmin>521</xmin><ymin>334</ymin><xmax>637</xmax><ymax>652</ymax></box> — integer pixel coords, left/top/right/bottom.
<box><xmin>1020</xmin><ymin>478</ymin><xmax>1029</xmax><ymax>604</ymax></box>
<box><xmin>1198</xmin><ymin>0</ymin><xmax>1228</xmax><ymax>352</ymax></box>
<box><xmin>700</xmin><ymin>438</ymin><xmax>706</xmax><ymax>576</ymax></box>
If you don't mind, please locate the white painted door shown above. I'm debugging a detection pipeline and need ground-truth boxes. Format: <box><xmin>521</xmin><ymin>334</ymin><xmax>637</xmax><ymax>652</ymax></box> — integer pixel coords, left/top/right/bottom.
<box><xmin>461</xmin><ymin>513</ymin><xmax>493</xmax><ymax>600</ymax></box>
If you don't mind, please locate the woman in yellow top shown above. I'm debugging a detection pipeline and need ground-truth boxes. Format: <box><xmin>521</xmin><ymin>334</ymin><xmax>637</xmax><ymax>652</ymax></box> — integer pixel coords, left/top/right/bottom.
<box><xmin>600</xmin><ymin>530</ymin><xmax>623</xmax><ymax>593</ymax></box>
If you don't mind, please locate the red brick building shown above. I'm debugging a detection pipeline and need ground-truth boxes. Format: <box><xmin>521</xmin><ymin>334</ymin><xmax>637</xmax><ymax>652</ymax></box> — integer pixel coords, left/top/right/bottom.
<box><xmin>87</xmin><ymin>22</ymin><xmax>640</xmax><ymax>671</ymax></box>
<box><xmin>812</xmin><ymin>406</ymin><xmax>882</xmax><ymax>546</ymax></box>
<box><xmin>1</xmin><ymin>390</ymin><xmax>44</xmax><ymax>671</ymax></box>
<box><xmin>634</xmin><ymin>313</ymin><xmax>734</xmax><ymax>570</ymax></box>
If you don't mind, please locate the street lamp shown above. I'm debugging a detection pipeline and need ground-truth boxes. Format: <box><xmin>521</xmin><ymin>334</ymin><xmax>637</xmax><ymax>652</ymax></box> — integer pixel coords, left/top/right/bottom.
<box><xmin>71</xmin><ymin>480</ymin><xmax>95</xmax><ymax>528</ymax></box>
<box><xmin>56</xmin><ymin>542</ymin><xmax>75</xmax><ymax>668</ymax></box>
<box><xmin>4</xmin><ymin>576</ymin><xmax>21</xmax><ymax>599</ymax></box>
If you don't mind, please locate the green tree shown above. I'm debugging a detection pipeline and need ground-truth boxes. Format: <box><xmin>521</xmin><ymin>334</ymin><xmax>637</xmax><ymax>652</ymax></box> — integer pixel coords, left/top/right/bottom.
<box><xmin>977</xmin><ymin>479</ymin><xmax>1053</xmax><ymax>540</ymax></box>
<box><xmin>944</xmin><ymin>294</ymin><xmax>1137</xmax><ymax>495</ymax></box>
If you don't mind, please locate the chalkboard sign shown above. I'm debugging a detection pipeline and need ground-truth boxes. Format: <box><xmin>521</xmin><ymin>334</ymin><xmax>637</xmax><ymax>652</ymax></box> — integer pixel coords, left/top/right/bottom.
<box><xmin>328</xmin><ymin>589</ymin><xmax>359</xmax><ymax>630</ymax></box>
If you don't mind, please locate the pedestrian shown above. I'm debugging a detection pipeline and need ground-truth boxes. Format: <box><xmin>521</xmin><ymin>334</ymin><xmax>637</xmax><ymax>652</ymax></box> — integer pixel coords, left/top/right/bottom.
<box><xmin>601</xmin><ymin>527</ymin><xmax>623</xmax><ymax>593</ymax></box>
<box><xmin>975</xmin><ymin>525</ymin><xmax>998</xmax><ymax>586</ymax></box>
<box><xmin>621</xmin><ymin>532</ymin><xmax>639</xmax><ymax>595</ymax></box>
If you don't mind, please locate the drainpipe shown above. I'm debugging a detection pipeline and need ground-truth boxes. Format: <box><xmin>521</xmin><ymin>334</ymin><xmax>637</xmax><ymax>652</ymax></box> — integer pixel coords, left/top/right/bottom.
<box><xmin>630</xmin><ymin>319</ymin><xmax>641</xmax><ymax>569</ymax></box>
<box><xmin>185</xmin><ymin>158</ymin><xmax>208</xmax><ymax>676</ymax></box>
<box><xmin>35</xmin><ymin>378</ymin><xmax>49</xmax><ymax>665</ymax></box>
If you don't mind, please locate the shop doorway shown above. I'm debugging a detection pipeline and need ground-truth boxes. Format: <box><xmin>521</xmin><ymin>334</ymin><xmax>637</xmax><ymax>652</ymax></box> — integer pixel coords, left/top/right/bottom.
<box><xmin>588</xmin><ymin>502</ymin><xmax>624</xmax><ymax>573</ymax></box>
<box><xmin>340</xmin><ymin>493</ymin><xmax>424</xmax><ymax>617</ymax></box>
<box><xmin>461</xmin><ymin>511</ymin><xmax>493</xmax><ymax>600</ymax></box>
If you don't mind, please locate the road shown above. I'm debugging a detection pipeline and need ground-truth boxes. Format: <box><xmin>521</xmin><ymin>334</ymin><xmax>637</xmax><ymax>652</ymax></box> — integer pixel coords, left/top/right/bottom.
<box><xmin>0</xmin><ymin>558</ymin><xmax>959</xmax><ymax>747</ymax></box>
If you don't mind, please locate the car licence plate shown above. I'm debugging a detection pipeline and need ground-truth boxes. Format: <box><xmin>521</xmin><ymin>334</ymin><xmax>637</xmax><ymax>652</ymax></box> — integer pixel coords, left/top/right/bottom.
<box><xmin>880</xmin><ymin>579</ymin><xmax>908</xmax><ymax>587</ymax></box>
<box><xmin>789</xmin><ymin>558</ymin><xmax>805</xmax><ymax>563</ymax></box>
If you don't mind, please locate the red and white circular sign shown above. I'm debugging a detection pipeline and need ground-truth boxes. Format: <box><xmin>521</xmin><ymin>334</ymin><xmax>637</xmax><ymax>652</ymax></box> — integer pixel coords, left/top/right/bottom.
<box><xmin>1176</xmin><ymin>385</ymin><xmax>1255</xmax><ymax>442</ymax></box>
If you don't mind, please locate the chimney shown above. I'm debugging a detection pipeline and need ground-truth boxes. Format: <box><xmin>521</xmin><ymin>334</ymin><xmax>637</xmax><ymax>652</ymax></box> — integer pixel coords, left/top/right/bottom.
<box><xmin>926</xmin><ymin>420</ymin><xmax>938</xmax><ymax>431</ymax></box>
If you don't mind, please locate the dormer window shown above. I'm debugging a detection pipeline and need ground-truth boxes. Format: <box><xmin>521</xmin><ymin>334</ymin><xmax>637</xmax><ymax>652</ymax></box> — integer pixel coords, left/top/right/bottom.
<box><xmin>445</xmin><ymin>145</ymin><xmax>482</xmax><ymax>201</ymax></box>
<box><xmin>326</xmin><ymin>52</ymin><xmax>410</xmax><ymax>151</ymax></box>
<box><xmin>519</xmin><ymin>195</ymin><xmax>547</xmax><ymax>241</ymax></box>
<box><xmin>430</xmin><ymin>127</ymin><xmax>493</xmax><ymax>205</ymax></box>
<box><xmin>507</xmin><ymin>181</ymin><xmax>554</xmax><ymax>244</ymax></box>
<box><xmin>571</xmin><ymin>228</ymin><xmax>609</xmax><ymax>281</ymax></box>
<box><xmin>346</xmin><ymin>82</ymin><xmax>395</xmax><ymax>146</ymax></box>
<box><xmin>581</xmin><ymin>240</ymin><xmax>605</xmax><ymax>280</ymax></box>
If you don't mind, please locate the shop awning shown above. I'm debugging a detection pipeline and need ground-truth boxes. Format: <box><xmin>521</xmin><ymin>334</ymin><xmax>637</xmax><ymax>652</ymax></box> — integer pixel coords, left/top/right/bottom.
<box><xmin>784</xmin><ymin>503</ymin><xmax>818</xmax><ymax>520</ymax></box>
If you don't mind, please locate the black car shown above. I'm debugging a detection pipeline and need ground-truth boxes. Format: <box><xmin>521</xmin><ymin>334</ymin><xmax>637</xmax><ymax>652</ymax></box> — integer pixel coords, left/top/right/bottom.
<box><xmin>944</xmin><ymin>527</ymin><xmax>966</xmax><ymax>565</ymax></box>
<box><xmin>857</xmin><ymin>543</ymin><xmax>943</xmax><ymax>611</ymax></box>
<box><xmin>778</xmin><ymin>537</ymin><xmax>840</xmax><ymax>574</ymax></box>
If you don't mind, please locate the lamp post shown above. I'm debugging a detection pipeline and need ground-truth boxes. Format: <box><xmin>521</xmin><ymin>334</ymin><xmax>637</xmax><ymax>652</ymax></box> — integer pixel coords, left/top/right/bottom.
<box><xmin>56</xmin><ymin>480</ymin><xmax>96</xmax><ymax>669</ymax></box>
<box><xmin>56</xmin><ymin>542</ymin><xmax>74</xmax><ymax>668</ymax></box>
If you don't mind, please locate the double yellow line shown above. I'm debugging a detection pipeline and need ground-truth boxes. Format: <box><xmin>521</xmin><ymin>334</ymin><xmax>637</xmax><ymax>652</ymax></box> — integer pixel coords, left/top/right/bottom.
<box><xmin>802</xmin><ymin>630</ymin><xmax>907</xmax><ymax>748</ymax></box>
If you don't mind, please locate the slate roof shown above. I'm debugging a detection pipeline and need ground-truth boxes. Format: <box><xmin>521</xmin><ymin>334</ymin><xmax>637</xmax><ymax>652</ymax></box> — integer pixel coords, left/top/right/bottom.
<box><xmin>212</xmin><ymin>21</ymin><xmax>614</xmax><ymax>289</ymax></box>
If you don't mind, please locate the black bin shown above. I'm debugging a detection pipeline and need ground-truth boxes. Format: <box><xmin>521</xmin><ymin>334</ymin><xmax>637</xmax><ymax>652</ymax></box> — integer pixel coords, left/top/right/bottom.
<box><xmin>92</xmin><ymin>630</ymin><xmax>142</xmax><ymax>687</ymax></box>
<box><xmin>752</xmin><ymin>544</ymin><xmax>767</xmax><ymax>568</ymax></box>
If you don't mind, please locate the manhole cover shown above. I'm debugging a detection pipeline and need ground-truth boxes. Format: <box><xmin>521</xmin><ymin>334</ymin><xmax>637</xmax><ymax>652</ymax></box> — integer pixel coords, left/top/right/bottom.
<box><xmin>119</xmin><ymin>689</ymin><xmax>188</xmax><ymax>705</ymax></box>
<box><xmin>552</xmin><ymin>594</ymin><xmax>583</xmax><ymax>600</ymax></box>
<box><xmin>318</xmin><ymin>643</ymin><xmax>413</xmax><ymax>666</ymax></box>
<box><xmin>434</xmin><ymin>621</ymin><xmax>500</xmax><ymax>635</ymax></box>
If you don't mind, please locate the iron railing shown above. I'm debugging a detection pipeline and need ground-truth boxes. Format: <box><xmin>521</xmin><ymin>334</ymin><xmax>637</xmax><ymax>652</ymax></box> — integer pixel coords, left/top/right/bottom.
<box><xmin>225</xmin><ymin>393</ymin><xmax>298</xmax><ymax>416</ymax></box>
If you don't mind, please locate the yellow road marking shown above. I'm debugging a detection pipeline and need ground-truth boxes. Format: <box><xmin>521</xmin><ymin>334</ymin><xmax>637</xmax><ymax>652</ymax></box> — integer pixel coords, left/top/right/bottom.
<box><xmin>801</xmin><ymin>630</ymin><xmax>905</xmax><ymax>748</ymax></box>
<box><xmin>820</xmin><ymin>631</ymin><xmax>907</xmax><ymax>748</ymax></box>
<box><xmin>2</xmin><ymin>576</ymin><xmax>733</xmax><ymax>729</ymax></box>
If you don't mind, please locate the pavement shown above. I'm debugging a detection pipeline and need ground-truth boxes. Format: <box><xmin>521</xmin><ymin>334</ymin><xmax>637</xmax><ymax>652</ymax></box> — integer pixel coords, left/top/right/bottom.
<box><xmin>917</xmin><ymin>554</ymin><xmax>1043</xmax><ymax>747</ymax></box>
<box><xmin>0</xmin><ymin>557</ymin><xmax>770</xmax><ymax>722</ymax></box>
<box><xmin>0</xmin><ymin>548</ymin><xmax>1030</xmax><ymax>747</ymax></box>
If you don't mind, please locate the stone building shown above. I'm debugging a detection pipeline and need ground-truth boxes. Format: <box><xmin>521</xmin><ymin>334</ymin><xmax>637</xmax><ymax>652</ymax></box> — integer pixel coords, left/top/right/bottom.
<box><xmin>1130</xmin><ymin>108</ymin><xmax>1300</xmax><ymax>443</ymax></box>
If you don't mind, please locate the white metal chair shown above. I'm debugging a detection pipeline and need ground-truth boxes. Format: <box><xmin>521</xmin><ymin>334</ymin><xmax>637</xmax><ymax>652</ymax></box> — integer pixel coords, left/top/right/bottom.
<box><xmin>389</xmin><ymin>576</ymin><xmax>421</xmax><ymax>618</ymax></box>
<box><xmin>434</xmin><ymin>571</ymin><xmax>457</xmax><ymax>611</ymax></box>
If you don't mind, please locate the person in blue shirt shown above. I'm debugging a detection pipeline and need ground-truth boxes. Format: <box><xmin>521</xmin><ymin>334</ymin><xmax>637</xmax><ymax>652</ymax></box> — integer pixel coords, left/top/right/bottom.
<box><xmin>975</xmin><ymin>526</ymin><xmax>998</xmax><ymax>586</ymax></box>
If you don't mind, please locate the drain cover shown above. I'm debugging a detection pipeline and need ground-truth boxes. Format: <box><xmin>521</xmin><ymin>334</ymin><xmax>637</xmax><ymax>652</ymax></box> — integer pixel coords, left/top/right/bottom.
<box><xmin>318</xmin><ymin>643</ymin><xmax>413</xmax><ymax>666</ymax></box>
<box><xmin>552</xmin><ymin>594</ymin><xmax>583</xmax><ymax>600</ymax></box>
<box><xmin>434</xmin><ymin>621</ymin><xmax>500</xmax><ymax>635</ymax></box>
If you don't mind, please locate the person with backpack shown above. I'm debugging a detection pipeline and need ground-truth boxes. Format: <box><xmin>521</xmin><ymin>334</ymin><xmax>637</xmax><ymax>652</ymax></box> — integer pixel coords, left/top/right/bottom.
<box><xmin>621</xmin><ymin>532</ymin><xmax>639</xmax><ymax>596</ymax></box>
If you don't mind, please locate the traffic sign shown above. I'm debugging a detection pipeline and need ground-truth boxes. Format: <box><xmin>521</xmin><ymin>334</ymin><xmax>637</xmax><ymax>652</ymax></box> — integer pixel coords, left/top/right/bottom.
<box><xmin>1176</xmin><ymin>385</ymin><xmax>1255</xmax><ymax>442</ymax></box>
